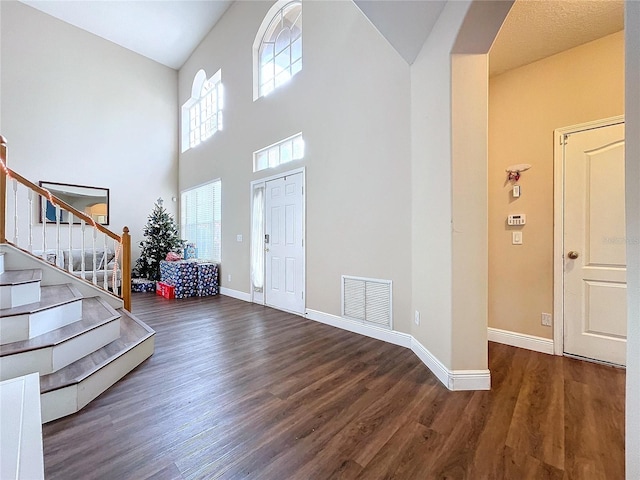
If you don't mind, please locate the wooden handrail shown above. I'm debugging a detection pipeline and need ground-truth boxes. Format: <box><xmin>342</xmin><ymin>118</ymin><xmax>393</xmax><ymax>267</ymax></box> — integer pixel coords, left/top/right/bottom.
<box><xmin>0</xmin><ymin>134</ymin><xmax>132</xmax><ymax>311</ymax></box>
<box><xmin>5</xmin><ymin>168</ymin><xmax>120</xmax><ymax>242</ymax></box>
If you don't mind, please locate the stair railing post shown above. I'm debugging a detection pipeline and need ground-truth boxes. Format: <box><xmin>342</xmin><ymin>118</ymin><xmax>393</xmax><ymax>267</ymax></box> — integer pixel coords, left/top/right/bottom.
<box><xmin>0</xmin><ymin>136</ymin><xmax>7</xmax><ymax>243</ymax></box>
<box><xmin>122</xmin><ymin>226</ymin><xmax>131</xmax><ymax>311</ymax></box>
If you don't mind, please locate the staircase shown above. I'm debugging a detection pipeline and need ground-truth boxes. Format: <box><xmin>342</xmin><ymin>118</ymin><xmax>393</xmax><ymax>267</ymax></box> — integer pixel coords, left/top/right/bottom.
<box><xmin>0</xmin><ymin>245</ymin><xmax>155</xmax><ymax>423</ymax></box>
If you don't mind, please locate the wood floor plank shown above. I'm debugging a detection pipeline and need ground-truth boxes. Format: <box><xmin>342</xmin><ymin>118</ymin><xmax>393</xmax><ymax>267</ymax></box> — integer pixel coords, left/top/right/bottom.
<box><xmin>506</xmin><ymin>351</ymin><xmax>565</xmax><ymax>470</ymax></box>
<box><xmin>40</xmin><ymin>294</ymin><xmax>625</xmax><ymax>480</ymax></box>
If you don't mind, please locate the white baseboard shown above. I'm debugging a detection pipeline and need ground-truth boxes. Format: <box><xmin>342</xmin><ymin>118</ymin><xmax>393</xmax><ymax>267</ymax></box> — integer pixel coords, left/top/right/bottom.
<box><xmin>305</xmin><ymin>309</ymin><xmax>411</xmax><ymax>348</ymax></box>
<box><xmin>487</xmin><ymin>327</ymin><xmax>554</xmax><ymax>355</ymax></box>
<box><xmin>410</xmin><ymin>336</ymin><xmax>450</xmax><ymax>386</ymax></box>
<box><xmin>305</xmin><ymin>308</ymin><xmax>491</xmax><ymax>391</ymax></box>
<box><xmin>219</xmin><ymin>287</ymin><xmax>252</xmax><ymax>302</ymax></box>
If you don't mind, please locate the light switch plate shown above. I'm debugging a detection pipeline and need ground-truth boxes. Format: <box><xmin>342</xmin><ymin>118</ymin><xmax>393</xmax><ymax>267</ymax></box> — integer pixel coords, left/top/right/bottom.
<box><xmin>512</xmin><ymin>231</ymin><xmax>523</xmax><ymax>245</ymax></box>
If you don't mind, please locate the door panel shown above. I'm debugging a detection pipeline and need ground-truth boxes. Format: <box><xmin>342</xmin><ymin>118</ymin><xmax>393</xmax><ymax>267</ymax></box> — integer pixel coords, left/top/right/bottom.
<box><xmin>265</xmin><ymin>173</ymin><xmax>304</xmax><ymax>313</ymax></box>
<box><xmin>564</xmin><ymin>122</ymin><xmax>626</xmax><ymax>365</ymax></box>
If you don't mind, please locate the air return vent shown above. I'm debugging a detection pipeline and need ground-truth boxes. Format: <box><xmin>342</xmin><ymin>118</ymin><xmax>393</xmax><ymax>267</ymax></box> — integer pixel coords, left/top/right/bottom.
<box><xmin>341</xmin><ymin>276</ymin><xmax>392</xmax><ymax>329</ymax></box>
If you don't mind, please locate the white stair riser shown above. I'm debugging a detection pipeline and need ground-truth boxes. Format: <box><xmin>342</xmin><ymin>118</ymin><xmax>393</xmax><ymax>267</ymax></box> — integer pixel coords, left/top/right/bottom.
<box><xmin>41</xmin><ymin>336</ymin><xmax>155</xmax><ymax>423</ymax></box>
<box><xmin>53</xmin><ymin>320</ymin><xmax>120</xmax><ymax>372</ymax></box>
<box><xmin>0</xmin><ymin>349</ymin><xmax>51</xmax><ymax>381</ymax></box>
<box><xmin>0</xmin><ymin>282</ymin><xmax>41</xmax><ymax>309</ymax></box>
<box><xmin>0</xmin><ymin>319</ymin><xmax>121</xmax><ymax>381</ymax></box>
<box><xmin>41</xmin><ymin>385</ymin><xmax>77</xmax><ymax>424</ymax></box>
<box><xmin>0</xmin><ymin>301</ymin><xmax>84</xmax><ymax>345</ymax></box>
<box><xmin>30</xmin><ymin>301</ymin><xmax>83</xmax><ymax>338</ymax></box>
<box><xmin>1</xmin><ymin>314</ymin><xmax>30</xmax><ymax>345</ymax></box>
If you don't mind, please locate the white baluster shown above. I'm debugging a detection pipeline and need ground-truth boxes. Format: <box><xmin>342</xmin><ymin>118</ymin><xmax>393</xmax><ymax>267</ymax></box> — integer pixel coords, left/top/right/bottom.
<box><xmin>41</xmin><ymin>194</ymin><xmax>47</xmax><ymax>254</ymax></box>
<box><xmin>56</xmin><ymin>204</ymin><xmax>61</xmax><ymax>268</ymax></box>
<box><xmin>103</xmin><ymin>234</ymin><xmax>108</xmax><ymax>290</ymax></box>
<box><xmin>68</xmin><ymin>212</ymin><xmax>74</xmax><ymax>274</ymax></box>
<box><xmin>27</xmin><ymin>189</ymin><xmax>33</xmax><ymax>253</ymax></box>
<box><xmin>92</xmin><ymin>228</ymin><xmax>97</xmax><ymax>285</ymax></box>
<box><xmin>113</xmin><ymin>238</ymin><xmax>120</xmax><ymax>294</ymax></box>
<box><xmin>80</xmin><ymin>219</ymin><xmax>86</xmax><ymax>280</ymax></box>
<box><xmin>12</xmin><ymin>179</ymin><xmax>18</xmax><ymax>244</ymax></box>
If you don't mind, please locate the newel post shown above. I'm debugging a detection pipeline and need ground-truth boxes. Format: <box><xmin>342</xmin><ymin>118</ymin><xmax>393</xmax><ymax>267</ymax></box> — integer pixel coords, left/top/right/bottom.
<box><xmin>0</xmin><ymin>136</ymin><xmax>7</xmax><ymax>243</ymax></box>
<box><xmin>122</xmin><ymin>226</ymin><xmax>132</xmax><ymax>311</ymax></box>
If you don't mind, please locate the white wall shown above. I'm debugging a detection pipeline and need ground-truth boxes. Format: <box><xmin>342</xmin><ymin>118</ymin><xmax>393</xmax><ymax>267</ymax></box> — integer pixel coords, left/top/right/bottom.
<box><xmin>178</xmin><ymin>0</ymin><xmax>412</xmax><ymax>332</ymax></box>
<box><xmin>625</xmin><ymin>2</ymin><xmax>640</xmax><ymax>477</ymax></box>
<box><xmin>0</xmin><ymin>1</ymin><xmax>178</xmax><ymax>257</ymax></box>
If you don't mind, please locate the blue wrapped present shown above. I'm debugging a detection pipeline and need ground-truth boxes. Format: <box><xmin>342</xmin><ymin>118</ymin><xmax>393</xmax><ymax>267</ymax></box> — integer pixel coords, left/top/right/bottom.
<box><xmin>184</xmin><ymin>243</ymin><xmax>197</xmax><ymax>260</ymax></box>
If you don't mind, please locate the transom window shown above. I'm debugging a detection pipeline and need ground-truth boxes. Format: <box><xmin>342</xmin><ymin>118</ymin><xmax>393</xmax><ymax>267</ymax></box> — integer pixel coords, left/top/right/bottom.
<box><xmin>254</xmin><ymin>133</ymin><xmax>304</xmax><ymax>172</ymax></box>
<box><xmin>181</xmin><ymin>180</ymin><xmax>222</xmax><ymax>262</ymax></box>
<box><xmin>256</xmin><ymin>1</ymin><xmax>302</xmax><ymax>99</ymax></box>
<box><xmin>182</xmin><ymin>69</ymin><xmax>223</xmax><ymax>152</ymax></box>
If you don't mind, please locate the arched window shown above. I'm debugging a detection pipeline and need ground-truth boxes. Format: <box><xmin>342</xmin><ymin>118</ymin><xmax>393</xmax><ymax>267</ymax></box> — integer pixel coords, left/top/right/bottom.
<box><xmin>181</xmin><ymin>69</ymin><xmax>223</xmax><ymax>152</ymax></box>
<box><xmin>254</xmin><ymin>1</ymin><xmax>302</xmax><ymax>100</ymax></box>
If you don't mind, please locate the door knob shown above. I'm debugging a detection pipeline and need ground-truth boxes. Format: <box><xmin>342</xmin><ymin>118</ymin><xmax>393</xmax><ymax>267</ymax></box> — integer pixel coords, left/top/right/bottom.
<box><xmin>568</xmin><ymin>251</ymin><xmax>579</xmax><ymax>259</ymax></box>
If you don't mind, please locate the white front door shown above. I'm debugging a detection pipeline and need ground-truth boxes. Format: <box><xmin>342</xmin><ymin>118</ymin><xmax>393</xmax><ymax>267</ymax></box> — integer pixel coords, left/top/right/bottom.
<box><xmin>563</xmin><ymin>122</ymin><xmax>626</xmax><ymax>365</ymax></box>
<box><xmin>265</xmin><ymin>172</ymin><xmax>305</xmax><ymax>314</ymax></box>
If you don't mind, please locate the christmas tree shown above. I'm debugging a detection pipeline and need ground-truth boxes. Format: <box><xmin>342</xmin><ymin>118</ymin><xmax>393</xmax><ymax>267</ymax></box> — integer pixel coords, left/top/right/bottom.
<box><xmin>133</xmin><ymin>198</ymin><xmax>185</xmax><ymax>281</ymax></box>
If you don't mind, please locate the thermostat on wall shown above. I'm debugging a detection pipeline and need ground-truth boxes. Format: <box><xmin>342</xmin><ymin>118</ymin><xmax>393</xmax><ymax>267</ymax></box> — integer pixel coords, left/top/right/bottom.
<box><xmin>507</xmin><ymin>214</ymin><xmax>526</xmax><ymax>226</ymax></box>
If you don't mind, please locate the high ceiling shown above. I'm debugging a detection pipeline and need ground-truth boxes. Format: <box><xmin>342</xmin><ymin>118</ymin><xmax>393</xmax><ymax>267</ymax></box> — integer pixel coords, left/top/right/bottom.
<box><xmin>18</xmin><ymin>0</ymin><xmax>625</xmax><ymax>73</ymax></box>
<box><xmin>20</xmin><ymin>0</ymin><xmax>232</xmax><ymax>70</ymax></box>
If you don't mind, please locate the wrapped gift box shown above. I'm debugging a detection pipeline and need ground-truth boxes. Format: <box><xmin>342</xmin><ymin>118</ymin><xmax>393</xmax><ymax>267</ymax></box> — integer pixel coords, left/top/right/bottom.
<box><xmin>159</xmin><ymin>260</ymin><xmax>219</xmax><ymax>298</ymax></box>
<box><xmin>156</xmin><ymin>281</ymin><xmax>175</xmax><ymax>299</ymax></box>
<box><xmin>131</xmin><ymin>278</ymin><xmax>156</xmax><ymax>293</ymax></box>
<box><xmin>184</xmin><ymin>243</ymin><xmax>198</xmax><ymax>260</ymax></box>
<box><xmin>160</xmin><ymin>260</ymin><xmax>198</xmax><ymax>298</ymax></box>
<box><xmin>196</xmin><ymin>262</ymin><xmax>219</xmax><ymax>296</ymax></box>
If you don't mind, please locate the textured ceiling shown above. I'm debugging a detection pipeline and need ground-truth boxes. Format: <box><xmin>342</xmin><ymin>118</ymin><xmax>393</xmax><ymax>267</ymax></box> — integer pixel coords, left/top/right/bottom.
<box><xmin>19</xmin><ymin>1</ymin><xmax>232</xmax><ymax>70</ymax></box>
<box><xmin>490</xmin><ymin>0</ymin><xmax>625</xmax><ymax>76</ymax></box>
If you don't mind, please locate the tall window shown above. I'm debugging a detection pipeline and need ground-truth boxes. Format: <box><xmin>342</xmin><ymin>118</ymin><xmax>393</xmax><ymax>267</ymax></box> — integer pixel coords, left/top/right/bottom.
<box><xmin>181</xmin><ymin>180</ymin><xmax>221</xmax><ymax>262</ymax></box>
<box><xmin>182</xmin><ymin>69</ymin><xmax>223</xmax><ymax>152</ymax></box>
<box><xmin>254</xmin><ymin>1</ymin><xmax>302</xmax><ymax>99</ymax></box>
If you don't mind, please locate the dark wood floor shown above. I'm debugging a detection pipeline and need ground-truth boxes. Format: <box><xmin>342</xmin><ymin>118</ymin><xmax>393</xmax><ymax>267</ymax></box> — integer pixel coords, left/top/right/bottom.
<box><xmin>42</xmin><ymin>293</ymin><xmax>625</xmax><ymax>479</ymax></box>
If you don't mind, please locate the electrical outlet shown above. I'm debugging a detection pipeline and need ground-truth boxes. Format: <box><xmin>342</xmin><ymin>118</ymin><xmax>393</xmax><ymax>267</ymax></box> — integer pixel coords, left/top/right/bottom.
<box><xmin>541</xmin><ymin>313</ymin><xmax>552</xmax><ymax>326</ymax></box>
<box><xmin>415</xmin><ymin>310</ymin><xmax>420</xmax><ymax>326</ymax></box>
<box><xmin>228</xmin><ymin>274</ymin><xmax>232</xmax><ymax>282</ymax></box>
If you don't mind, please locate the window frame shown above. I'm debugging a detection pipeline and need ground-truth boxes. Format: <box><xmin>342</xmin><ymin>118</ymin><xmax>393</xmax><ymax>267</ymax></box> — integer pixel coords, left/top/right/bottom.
<box><xmin>253</xmin><ymin>0</ymin><xmax>302</xmax><ymax>101</ymax></box>
<box><xmin>253</xmin><ymin>132</ymin><xmax>305</xmax><ymax>172</ymax></box>
<box><xmin>181</xmin><ymin>69</ymin><xmax>223</xmax><ymax>153</ymax></box>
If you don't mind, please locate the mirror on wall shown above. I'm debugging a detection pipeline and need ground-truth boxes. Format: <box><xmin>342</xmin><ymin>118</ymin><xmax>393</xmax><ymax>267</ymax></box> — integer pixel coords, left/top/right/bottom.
<box><xmin>39</xmin><ymin>181</ymin><xmax>110</xmax><ymax>225</ymax></box>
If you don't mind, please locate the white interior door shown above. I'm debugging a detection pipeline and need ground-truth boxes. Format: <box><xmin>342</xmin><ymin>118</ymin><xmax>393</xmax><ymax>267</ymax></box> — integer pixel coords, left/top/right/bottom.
<box><xmin>563</xmin><ymin>122</ymin><xmax>626</xmax><ymax>365</ymax></box>
<box><xmin>265</xmin><ymin>172</ymin><xmax>304</xmax><ymax>314</ymax></box>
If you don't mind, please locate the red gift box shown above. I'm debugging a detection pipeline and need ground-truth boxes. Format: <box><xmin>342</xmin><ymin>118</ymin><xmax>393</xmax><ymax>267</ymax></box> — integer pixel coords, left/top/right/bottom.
<box><xmin>156</xmin><ymin>281</ymin><xmax>175</xmax><ymax>299</ymax></box>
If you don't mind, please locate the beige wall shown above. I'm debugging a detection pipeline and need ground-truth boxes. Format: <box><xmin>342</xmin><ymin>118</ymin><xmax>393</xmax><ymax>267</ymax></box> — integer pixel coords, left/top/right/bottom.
<box><xmin>179</xmin><ymin>1</ymin><xmax>412</xmax><ymax>332</ymax></box>
<box><xmin>488</xmin><ymin>31</ymin><xmax>625</xmax><ymax>338</ymax></box>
